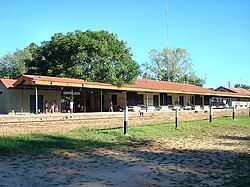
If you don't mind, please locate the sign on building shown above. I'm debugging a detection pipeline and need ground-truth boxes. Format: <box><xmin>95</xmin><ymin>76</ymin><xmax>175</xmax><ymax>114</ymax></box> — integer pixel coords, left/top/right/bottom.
<box><xmin>63</xmin><ymin>91</ymin><xmax>80</xmax><ymax>95</ymax></box>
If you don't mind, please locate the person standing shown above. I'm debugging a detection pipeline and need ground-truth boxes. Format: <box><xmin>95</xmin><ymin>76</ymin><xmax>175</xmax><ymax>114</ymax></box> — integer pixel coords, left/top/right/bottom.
<box><xmin>109</xmin><ymin>100</ymin><xmax>113</xmax><ymax>112</ymax></box>
<box><xmin>44</xmin><ymin>101</ymin><xmax>49</xmax><ymax>114</ymax></box>
<box><xmin>70</xmin><ymin>99</ymin><xmax>74</xmax><ymax>113</ymax></box>
<box><xmin>50</xmin><ymin>101</ymin><xmax>55</xmax><ymax>113</ymax></box>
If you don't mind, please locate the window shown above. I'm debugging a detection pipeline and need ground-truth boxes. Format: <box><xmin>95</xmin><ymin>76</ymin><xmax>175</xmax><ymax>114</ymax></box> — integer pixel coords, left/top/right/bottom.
<box><xmin>111</xmin><ymin>94</ymin><xmax>117</xmax><ymax>105</ymax></box>
<box><xmin>195</xmin><ymin>95</ymin><xmax>201</xmax><ymax>105</ymax></box>
<box><xmin>0</xmin><ymin>90</ymin><xmax>3</xmax><ymax>95</ymax></box>
<box><xmin>204</xmin><ymin>96</ymin><xmax>210</xmax><ymax>105</ymax></box>
<box><xmin>166</xmin><ymin>96</ymin><xmax>172</xmax><ymax>105</ymax></box>
<box><xmin>137</xmin><ymin>94</ymin><xmax>144</xmax><ymax>105</ymax></box>
<box><xmin>160</xmin><ymin>93</ymin><xmax>172</xmax><ymax>105</ymax></box>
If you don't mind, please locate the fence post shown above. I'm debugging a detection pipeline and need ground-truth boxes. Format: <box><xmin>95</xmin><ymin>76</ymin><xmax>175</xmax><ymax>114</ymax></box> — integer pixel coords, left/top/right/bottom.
<box><xmin>233</xmin><ymin>106</ymin><xmax>236</xmax><ymax>120</ymax></box>
<box><xmin>124</xmin><ymin>106</ymin><xmax>128</xmax><ymax>135</ymax></box>
<box><xmin>175</xmin><ymin>108</ymin><xmax>179</xmax><ymax>128</ymax></box>
<box><xmin>209</xmin><ymin>106</ymin><xmax>213</xmax><ymax>122</ymax></box>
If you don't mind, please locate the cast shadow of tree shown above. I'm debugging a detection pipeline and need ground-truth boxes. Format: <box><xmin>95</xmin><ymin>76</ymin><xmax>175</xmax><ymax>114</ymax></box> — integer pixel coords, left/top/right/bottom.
<box><xmin>0</xmin><ymin>134</ymin><xmax>124</xmax><ymax>156</ymax></box>
<box><xmin>126</xmin><ymin>147</ymin><xmax>250</xmax><ymax>186</ymax></box>
<box><xmin>219</xmin><ymin>135</ymin><xmax>250</xmax><ymax>141</ymax></box>
<box><xmin>0</xmin><ymin>131</ymin><xmax>152</xmax><ymax>156</ymax></box>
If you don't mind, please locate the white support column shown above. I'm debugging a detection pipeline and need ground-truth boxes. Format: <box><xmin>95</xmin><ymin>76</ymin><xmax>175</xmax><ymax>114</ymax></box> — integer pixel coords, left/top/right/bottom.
<box><xmin>146</xmin><ymin>93</ymin><xmax>148</xmax><ymax>112</ymax></box>
<box><xmin>21</xmin><ymin>89</ymin><xmax>24</xmax><ymax>114</ymax></box>
<box><xmin>35</xmin><ymin>86</ymin><xmax>38</xmax><ymax>115</ymax></box>
<box><xmin>70</xmin><ymin>88</ymin><xmax>74</xmax><ymax>113</ymax></box>
<box><xmin>100</xmin><ymin>90</ymin><xmax>103</xmax><ymax>112</ymax></box>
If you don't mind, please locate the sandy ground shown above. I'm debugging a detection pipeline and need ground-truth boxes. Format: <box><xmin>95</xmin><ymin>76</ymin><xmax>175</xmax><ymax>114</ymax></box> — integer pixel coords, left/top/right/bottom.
<box><xmin>0</xmin><ymin>135</ymin><xmax>249</xmax><ymax>186</ymax></box>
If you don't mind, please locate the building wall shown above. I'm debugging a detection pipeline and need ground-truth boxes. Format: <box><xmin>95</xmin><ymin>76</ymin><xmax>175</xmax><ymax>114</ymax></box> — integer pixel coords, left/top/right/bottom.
<box><xmin>58</xmin><ymin>90</ymin><xmax>213</xmax><ymax>113</ymax></box>
<box><xmin>116</xmin><ymin>92</ymin><xmax>126</xmax><ymax>109</ymax></box>
<box><xmin>106</xmin><ymin>92</ymin><xmax>126</xmax><ymax>111</ymax></box>
<box><xmin>0</xmin><ymin>84</ymin><xmax>9</xmax><ymax>114</ymax></box>
<box><xmin>8</xmin><ymin>89</ymin><xmax>61</xmax><ymax>114</ymax></box>
<box><xmin>121</xmin><ymin>92</ymin><xmax>208</xmax><ymax>108</ymax></box>
<box><xmin>170</xmin><ymin>94</ymin><xmax>179</xmax><ymax>105</ymax></box>
<box><xmin>233</xmin><ymin>100</ymin><xmax>250</xmax><ymax>108</ymax></box>
<box><xmin>138</xmin><ymin>92</ymin><xmax>154</xmax><ymax>106</ymax></box>
<box><xmin>126</xmin><ymin>92</ymin><xmax>162</xmax><ymax>107</ymax></box>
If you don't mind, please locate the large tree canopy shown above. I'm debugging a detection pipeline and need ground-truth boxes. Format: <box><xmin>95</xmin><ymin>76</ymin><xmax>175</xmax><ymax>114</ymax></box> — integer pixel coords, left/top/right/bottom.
<box><xmin>26</xmin><ymin>30</ymin><xmax>140</xmax><ymax>86</ymax></box>
<box><xmin>142</xmin><ymin>48</ymin><xmax>205</xmax><ymax>87</ymax></box>
<box><xmin>0</xmin><ymin>46</ymin><xmax>34</xmax><ymax>79</ymax></box>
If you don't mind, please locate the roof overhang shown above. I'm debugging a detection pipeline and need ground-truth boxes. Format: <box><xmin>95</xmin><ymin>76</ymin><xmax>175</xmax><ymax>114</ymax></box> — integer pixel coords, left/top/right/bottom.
<box><xmin>10</xmin><ymin>75</ymin><xmax>250</xmax><ymax>98</ymax></box>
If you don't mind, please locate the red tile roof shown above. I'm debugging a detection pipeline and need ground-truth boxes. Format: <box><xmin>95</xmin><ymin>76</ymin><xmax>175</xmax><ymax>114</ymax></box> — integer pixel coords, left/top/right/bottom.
<box><xmin>0</xmin><ymin>79</ymin><xmax>16</xmax><ymax>88</ymax></box>
<box><xmin>229</xmin><ymin>87</ymin><xmax>250</xmax><ymax>96</ymax></box>
<box><xmin>19</xmin><ymin>74</ymin><xmax>112</xmax><ymax>86</ymax></box>
<box><xmin>125</xmin><ymin>79</ymin><xmax>216</xmax><ymax>95</ymax></box>
<box><xmin>12</xmin><ymin>75</ymin><xmax>217</xmax><ymax>95</ymax></box>
<box><xmin>215</xmin><ymin>86</ymin><xmax>250</xmax><ymax>96</ymax></box>
<box><xmin>1</xmin><ymin>75</ymin><xmax>250</xmax><ymax>98</ymax></box>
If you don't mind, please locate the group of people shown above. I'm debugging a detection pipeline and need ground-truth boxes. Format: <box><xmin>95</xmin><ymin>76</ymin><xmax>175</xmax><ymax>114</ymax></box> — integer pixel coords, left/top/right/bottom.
<box><xmin>45</xmin><ymin>100</ymin><xmax>122</xmax><ymax>113</ymax></box>
<box><xmin>44</xmin><ymin>100</ymin><xmax>58</xmax><ymax>114</ymax></box>
<box><xmin>109</xmin><ymin>101</ymin><xmax>123</xmax><ymax>112</ymax></box>
<box><xmin>62</xmin><ymin>100</ymin><xmax>74</xmax><ymax>113</ymax></box>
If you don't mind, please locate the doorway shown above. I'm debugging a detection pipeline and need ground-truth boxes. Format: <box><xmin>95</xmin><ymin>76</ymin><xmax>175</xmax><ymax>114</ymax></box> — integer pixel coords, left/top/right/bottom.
<box><xmin>30</xmin><ymin>95</ymin><xmax>44</xmax><ymax>113</ymax></box>
<box><xmin>153</xmin><ymin>95</ymin><xmax>159</xmax><ymax>107</ymax></box>
<box><xmin>179</xmin><ymin>96</ymin><xmax>184</xmax><ymax>107</ymax></box>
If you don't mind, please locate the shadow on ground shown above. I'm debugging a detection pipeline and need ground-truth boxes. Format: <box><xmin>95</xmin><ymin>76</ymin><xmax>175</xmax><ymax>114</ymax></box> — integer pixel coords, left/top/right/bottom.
<box><xmin>0</xmin><ymin>134</ymin><xmax>249</xmax><ymax>186</ymax></box>
<box><xmin>219</xmin><ymin>135</ymin><xmax>250</xmax><ymax>141</ymax></box>
<box><xmin>0</xmin><ymin>134</ymin><xmax>121</xmax><ymax>155</ymax></box>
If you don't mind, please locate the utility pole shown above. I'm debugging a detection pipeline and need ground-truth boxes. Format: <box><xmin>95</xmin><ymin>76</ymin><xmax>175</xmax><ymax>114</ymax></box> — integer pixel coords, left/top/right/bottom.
<box><xmin>166</xmin><ymin>0</ymin><xmax>169</xmax><ymax>49</ymax></box>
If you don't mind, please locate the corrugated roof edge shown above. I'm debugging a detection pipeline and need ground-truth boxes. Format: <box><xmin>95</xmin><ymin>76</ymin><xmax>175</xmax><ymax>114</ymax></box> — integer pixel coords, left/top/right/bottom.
<box><xmin>0</xmin><ymin>79</ymin><xmax>16</xmax><ymax>89</ymax></box>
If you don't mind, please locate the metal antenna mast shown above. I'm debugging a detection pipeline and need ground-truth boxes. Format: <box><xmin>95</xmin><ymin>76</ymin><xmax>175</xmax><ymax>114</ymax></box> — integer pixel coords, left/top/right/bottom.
<box><xmin>166</xmin><ymin>0</ymin><xmax>171</xmax><ymax>81</ymax></box>
<box><xmin>166</xmin><ymin>0</ymin><xmax>169</xmax><ymax>49</ymax></box>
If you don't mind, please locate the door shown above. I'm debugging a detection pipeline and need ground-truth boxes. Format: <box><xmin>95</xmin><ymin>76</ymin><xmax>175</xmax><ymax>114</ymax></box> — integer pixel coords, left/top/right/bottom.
<box><xmin>30</xmin><ymin>95</ymin><xmax>44</xmax><ymax>113</ymax></box>
<box><xmin>195</xmin><ymin>95</ymin><xmax>201</xmax><ymax>105</ymax></box>
<box><xmin>127</xmin><ymin>92</ymin><xmax>137</xmax><ymax>106</ymax></box>
<box><xmin>179</xmin><ymin>96</ymin><xmax>184</xmax><ymax>107</ymax></box>
<box><xmin>111</xmin><ymin>94</ymin><xmax>117</xmax><ymax>106</ymax></box>
<box><xmin>153</xmin><ymin>95</ymin><xmax>159</xmax><ymax>107</ymax></box>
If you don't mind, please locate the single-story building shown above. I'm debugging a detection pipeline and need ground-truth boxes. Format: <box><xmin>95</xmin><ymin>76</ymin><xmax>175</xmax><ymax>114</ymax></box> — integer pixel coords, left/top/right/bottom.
<box><xmin>214</xmin><ymin>86</ymin><xmax>250</xmax><ymax>108</ymax></box>
<box><xmin>0</xmin><ymin>74</ymin><xmax>249</xmax><ymax>114</ymax></box>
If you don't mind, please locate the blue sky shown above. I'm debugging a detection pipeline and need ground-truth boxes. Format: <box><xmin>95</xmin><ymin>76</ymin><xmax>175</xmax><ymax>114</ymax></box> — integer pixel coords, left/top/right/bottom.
<box><xmin>0</xmin><ymin>0</ymin><xmax>249</xmax><ymax>88</ymax></box>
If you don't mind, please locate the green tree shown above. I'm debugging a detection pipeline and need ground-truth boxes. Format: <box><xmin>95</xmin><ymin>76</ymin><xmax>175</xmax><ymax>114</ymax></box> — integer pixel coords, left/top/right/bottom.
<box><xmin>26</xmin><ymin>30</ymin><xmax>140</xmax><ymax>86</ymax></box>
<box><xmin>0</xmin><ymin>46</ymin><xmax>35</xmax><ymax>79</ymax></box>
<box><xmin>142</xmin><ymin>48</ymin><xmax>205</xmax><ymax>86</ymax></box>
<box><xmin>234</xmin><ymin>84</ymin><xmax>250</xmax><ymax>90</ymax></box>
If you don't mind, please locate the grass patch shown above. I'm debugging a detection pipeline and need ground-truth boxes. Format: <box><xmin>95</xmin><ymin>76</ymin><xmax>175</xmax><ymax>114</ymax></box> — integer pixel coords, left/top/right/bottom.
<box><xmin>0</xmin><ymin>116</ymin><xmax>249</xmax><ymax>156</ymax></box>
